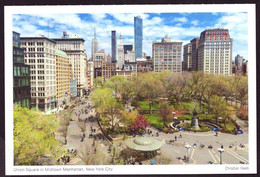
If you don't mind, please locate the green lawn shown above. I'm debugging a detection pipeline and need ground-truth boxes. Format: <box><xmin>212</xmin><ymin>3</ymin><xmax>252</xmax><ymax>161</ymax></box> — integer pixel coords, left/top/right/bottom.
<box><xmin>181</xmin><ymin>102</ymin><xmax>196</xmax><ymax>111</ymax></box>
<box><xmin>178</xmin><ymin>114</ymin><xmax>193</xmax><ymax>120</ymax></box>
<box><xmin>139</xmin><ymin>101</ymin><xmax>158</xmax><ymax>111</ymax></box>
<box><xmin>221</xmin><ymin>123</ymin><xmax>236</xmax><ymax>131</ymax></box>
<box><xmin>144</xmin><ymin>114</ymin><xmax>164</xmax><ymax>130</ymax></box>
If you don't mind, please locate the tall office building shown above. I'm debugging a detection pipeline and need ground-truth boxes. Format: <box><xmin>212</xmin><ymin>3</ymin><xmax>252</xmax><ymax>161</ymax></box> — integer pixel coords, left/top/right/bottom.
<box><xmin>52</xmin><ymin>32</ymin><xmax>87</xmax><ymax>96</ymax></box>
<box><xmin>117</xmin><ymin>34</ymin><xmax>124</xmax><ymax>69</ymax></box>
<box><xmin>153</xmin><ymin>35</ymin><xmax>182</xmax><ymax>72</ymax></box>
<box><xmin>183</xmin><ymin>43</ymin><xmax>192</xmax><ymax>71</ymax></box>
<box><xmin>124</xmin><ymin>45</ymin><xmax>133</xmax><ymax>54</ymax></box>
<box><xmin>124</xmin><ymin>46</ymin><xmax>135</xmax><ymax>63</ymax></box>
<box><xmin>91</xmin><ymin>29</ymin><xmax>99</xmax><ymax>60</ymax></box>
<box><xmin>111</xmin><ymin>30</ymin><xmax>117</xmax><ymax>63</ymax></box>
<box><xmin>191</xmin><ymin>38</ymin><xmax>199</xmax><ymax>71</ymax></box>
<box><xmin>197</xmin><ymin>28</ymin><xmax>232</xmax><ymax>75</ymax></box>
<box><xmin>56</xmin><ymin>49</ymin><xmax>70</xmax><ymax>107</ymax></box>
<box><xmin>235</xmin><ymin>54</ymin><xmax>245</xmax><ymax>71</ymax></box>
<box><xmin>134</xmin><ymin>16</ymin><xmax>143</xmax><ymax>60</ymax></box>
<box><xmin>21</xmin><ymin>36</ymin><xmax>57</xmax><ymax>111</ymax></box>
<box><xmin>13</xmin><ymin>31</ymin><xmax>31</xmax><ymax>108</ymax></box>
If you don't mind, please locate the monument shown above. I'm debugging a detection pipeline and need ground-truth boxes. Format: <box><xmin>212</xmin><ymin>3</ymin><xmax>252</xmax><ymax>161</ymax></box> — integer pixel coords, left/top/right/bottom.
<box><xmin>191</xmin><ymin>108</ymin><xmax>200</xmax><ymax>130</ymax></box>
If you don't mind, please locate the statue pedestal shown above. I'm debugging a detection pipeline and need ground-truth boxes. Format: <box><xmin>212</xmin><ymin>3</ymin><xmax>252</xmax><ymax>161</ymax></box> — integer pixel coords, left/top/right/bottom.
<box><xmin>191</xmin><ymin>117</ymin><xmax>200</xmax><ymax>130</ymax></box>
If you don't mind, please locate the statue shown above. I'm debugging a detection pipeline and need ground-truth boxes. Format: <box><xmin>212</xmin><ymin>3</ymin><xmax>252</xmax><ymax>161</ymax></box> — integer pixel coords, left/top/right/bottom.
<box><xmin>191</xmin><ymin>107</ymin><xmax>200</xmax><ymax>130</ymax></box>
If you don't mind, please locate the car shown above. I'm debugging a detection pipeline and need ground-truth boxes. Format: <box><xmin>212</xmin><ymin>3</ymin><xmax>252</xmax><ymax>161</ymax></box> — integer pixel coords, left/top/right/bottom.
<box><xmin>64</xmin><ymin>105</ymin><xmax>69</xmax><ymax>109</ymax></box>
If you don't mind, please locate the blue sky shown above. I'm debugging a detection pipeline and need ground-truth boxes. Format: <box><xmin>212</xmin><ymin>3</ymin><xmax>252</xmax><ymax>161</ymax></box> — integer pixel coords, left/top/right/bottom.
<box><xmin>13</xmin><ymin>12</ymin><xmax>248</xmax><ymax>60</ymax></box>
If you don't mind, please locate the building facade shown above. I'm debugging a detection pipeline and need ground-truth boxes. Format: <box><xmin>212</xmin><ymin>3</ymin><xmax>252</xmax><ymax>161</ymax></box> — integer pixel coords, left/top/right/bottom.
<box><xmin>111</xmin><ymin>30</ymin><xmax>117</xmax><ymax>63</ymax></box>
<box><xmin>93</xmin><ymin>50</ymin><xmax>107</xmax><ymax>68</ymax></box>
<box><xmin>70</xmin><ymin>79</ymin><xmax>77</xmax><ymax>97</ymax></box>
<box><xmin>197</xmin><ymin>28</ymin><xmax>232</xmax><ymax>75</ymax></box>
<box><xmin>21</xmin><ymin>36</ymin><xmax>57</xmax><ymax>111</ymax></box>
<box><xmin>56</xmin><ymin>49</ymin><xmax>70</xmax><ymax>107</ymax></box>
<box><xmin>191</xmin><ymin>38</ymin><xmax>199</xmax><ymax>71</ymax></box>
<box><xmin>101</xmin><ymin>62</ymin><xmax>116</xmax><ymax>81</ymax></box>
<box><xmin>183</xmin><ymin>43</ymin><xmax>192</xmax><ymax>71</ymax></box>
<box><xmin>235</xmin><ymin>54</ymin><xmax>245</xmax><ymax>72</ymax></box>
<box><xmin>13</xmin><ymin>31</ymin><xmax>31</xmax><ymax>108</ymax></box>
<box><xmin>124</xmin><ymin>45</ymin><xmax>135</xmax><ymax>63</ymax></box>
<box><xmin>52</xmin><ymin>32</ymin><xmax>86</xmax><ymax>96</ymax></box>
<box><xmin>124</xmin><ymin>62</ymin><xmax>137</xmax><ymax>73</ymax></box>
<box><xmin>124</xmin><ymin>45</ymin><xmax>133</xmax><ymax>54</ymax></box>
<box><xmin>134</xmin><ymin>16</ymin><xmax>143</xmax><ymax>60</ymax></box>
<box><xmin>87</xmin><ymin>61</ymin><xmax>94</xmax><ymax>89</ymax></box>
<box><xmin>116</xmin><ymin>70</ymin><xmax>133</xmax><ymax>80</ymax></box>
<box><xmin>137</xmin><ymin>58</ymin><xmax>153</xmax><ymax>72</ymax></box>
<box><xmin>153</xmin><ymin>35</ymin><xmax>182</xmax><ymax>72</ymax></box>
<box><xmin>117</xmin><ymin>34</ymin><xmax>124</xmax><ymax>70</ymax></box>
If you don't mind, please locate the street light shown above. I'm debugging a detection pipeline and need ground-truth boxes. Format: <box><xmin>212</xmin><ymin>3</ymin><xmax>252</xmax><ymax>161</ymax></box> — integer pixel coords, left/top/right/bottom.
<box><xmin>218</xmin><ymin>147</ymin><xmax>224</xmax><ymax>164</ymax></box>
<box><xmin>185</xmin><ymin>144</ymin><xmax>191</xmax><ymax>163</ymax></box>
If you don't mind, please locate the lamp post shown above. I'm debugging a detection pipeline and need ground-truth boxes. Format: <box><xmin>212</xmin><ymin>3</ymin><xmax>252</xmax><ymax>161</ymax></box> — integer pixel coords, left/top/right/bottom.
<box><xmin>218</xmin><ymin>147</ymin><xmax>224</xmax><ymax>164</ymax></box>
<box><xmin>185</xmin><ymin>144</ymin><xmax>191</xmax><ymax>163</ymax></box>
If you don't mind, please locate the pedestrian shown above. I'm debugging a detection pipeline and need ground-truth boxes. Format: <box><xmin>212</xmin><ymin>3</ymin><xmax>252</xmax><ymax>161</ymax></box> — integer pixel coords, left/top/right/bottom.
<box><xmin>175</xmin><ymin>136</ymin><xmax>177</xmax><ymax>141</ymax></box>
<box><xmin>94</xmin><ymin>148</ymin><xmax>96</xmax><ymax>154</ymax></box>
<box><xmin>180</xmin><ymin>134</ymin><xmax>182</xmax><ymax>138</ymax></box>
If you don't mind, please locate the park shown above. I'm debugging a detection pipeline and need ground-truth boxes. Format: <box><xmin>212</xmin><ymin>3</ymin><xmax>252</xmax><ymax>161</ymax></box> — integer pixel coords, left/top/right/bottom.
<box><xmin>13</xmin><ymin>71</ymin><xmax>248</xmax><ymax>165</ymax></box>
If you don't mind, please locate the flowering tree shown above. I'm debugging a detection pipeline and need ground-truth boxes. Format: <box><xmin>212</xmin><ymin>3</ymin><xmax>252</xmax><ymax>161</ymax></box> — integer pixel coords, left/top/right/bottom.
<box><xmin>129</xmin><ymin>115</ymin><xmax>150</xmax><ymax>134</ymax></box>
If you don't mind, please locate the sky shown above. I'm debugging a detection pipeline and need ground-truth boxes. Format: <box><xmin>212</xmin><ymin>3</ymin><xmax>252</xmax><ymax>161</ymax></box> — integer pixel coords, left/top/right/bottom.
<box><xmin>13</xmin><ymin>12</ymin><xmax>248</xmax><ymax>60</ymax></box>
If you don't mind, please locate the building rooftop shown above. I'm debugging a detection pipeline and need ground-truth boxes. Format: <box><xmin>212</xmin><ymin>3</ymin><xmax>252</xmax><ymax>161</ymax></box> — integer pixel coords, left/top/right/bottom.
<box><xmin>56</xmin><ymin>49</ymin><xmax>68</xmax><ymax>58</ymax></box>
<box><xmin>52</xmin><ymin>38</ymin><xmax>85</xmax><ymax>42</ymax></box>
<box><xmin>20</xmin><ymin>36</ymin><xmax>57</xmax><ymax>43</ymax></box>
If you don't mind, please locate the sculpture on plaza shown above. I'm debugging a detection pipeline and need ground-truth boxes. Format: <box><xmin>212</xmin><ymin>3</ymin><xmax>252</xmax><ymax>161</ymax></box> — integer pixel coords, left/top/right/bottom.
<box><xmin>191</xmin><ymin>107</ymin><xmax>200</xmax><ymax>130</ymax></box>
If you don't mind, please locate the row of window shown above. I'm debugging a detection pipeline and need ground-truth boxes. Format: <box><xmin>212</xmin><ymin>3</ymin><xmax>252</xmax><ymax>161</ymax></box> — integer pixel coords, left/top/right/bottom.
<box><xmin>13</xmin><ymin>66</ymin><xmax>30</xmax><ymax>76</ymax></box>
<box><xmin>13</xmin><ymin>78</ymin><xmax>30</xmax><ymax>87</ymax></box>
<box><xmin>14</xmin><ymin>98</ymin><xmax>30</xmax><ymax>108</ymax></box>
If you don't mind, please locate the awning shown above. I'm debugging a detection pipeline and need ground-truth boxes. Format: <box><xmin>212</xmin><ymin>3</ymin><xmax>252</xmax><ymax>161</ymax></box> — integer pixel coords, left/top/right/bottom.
<box><xmin>125</xmin><ymin>136</ymin><xmax>162</xmax><ymax>151</ymax></box>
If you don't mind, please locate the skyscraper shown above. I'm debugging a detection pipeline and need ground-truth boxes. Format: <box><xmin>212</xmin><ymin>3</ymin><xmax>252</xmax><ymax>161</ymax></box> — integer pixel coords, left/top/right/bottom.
<box><xmin>153</xmin><ymin>35</ymin><xmax>182</xmax><ymax>72</ymax></box>
<box><xmin>111</xmin><ymin>30</ymin><xmax>117</xmax><ymax>63</ymax></box>
<box><xmin>134</xmin><ymin>16</ymin><xmax>143</xmax><ymax>60</ymax></box>
<box><xmin>13</xmin><ymin>31</ymin><xmax>31</xmax><ymax>108</ymax></box>
<box><xmin>123</xmin><ymin>45</ymin><xmax>133</xmax><ymax>54</ymax></box>
<box><xmin>117</xmin><ymin>34</ymin><xmax>124</xmax><ymax>69</ymax></box>
<box><xmin>183</xmin><ymin>43</ymin><xmax>192</xmax><ymax>71</ymax></box>
<box><xmin>197</xmin><ymin>28</ymin><xmax>232</xmax><ymax>75</ymax></box>
<box><xmin>91</xmin><ymin>29</ymin><xmax>99</xmax><ymax>60</ymax></box>
<box><xmin>190</xmin><ymin>38</ymin><xmax>199</xmax><ymax>71</ymax></box>
<box><xmin>235</xmin><ymin>54</ymin><xmax>245</xmax><ymax>70</ymax></box>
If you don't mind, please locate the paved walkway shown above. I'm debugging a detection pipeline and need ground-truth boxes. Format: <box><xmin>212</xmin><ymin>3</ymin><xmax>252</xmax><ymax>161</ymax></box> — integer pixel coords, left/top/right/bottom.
<box><xmin>56</xmin><ymin>97</ymin><xmax>111</xmax><ymax>165</ymax></box>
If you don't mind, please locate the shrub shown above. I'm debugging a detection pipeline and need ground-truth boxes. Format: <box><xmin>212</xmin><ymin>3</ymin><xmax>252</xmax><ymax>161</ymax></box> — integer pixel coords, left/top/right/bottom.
<box><xmin>129</xmin><ymin>115</ymin><xmax>150</xmax><ymax>134</ymax></box>
<box><xmin>237</xmin><ymin>108</ymin><xmax>248</xmax><ymax>120</ymax></box>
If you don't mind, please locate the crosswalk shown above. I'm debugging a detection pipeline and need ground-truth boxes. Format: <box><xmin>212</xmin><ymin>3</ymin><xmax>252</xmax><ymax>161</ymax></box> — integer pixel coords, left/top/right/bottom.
<box><xmin>226</xmin><ymin>149</ymin><xmax>249</xmax><ymax>164</ymax></box>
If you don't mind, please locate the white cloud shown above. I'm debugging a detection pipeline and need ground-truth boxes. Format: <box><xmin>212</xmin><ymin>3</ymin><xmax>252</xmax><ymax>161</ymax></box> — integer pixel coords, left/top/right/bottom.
<box><xmin>173</xmin><ymin>17</ymin><xmax>188</xmax><ymax>23</ymax></box>
<box><xmin>109</xmin><ymin>13</ymin><xmax>149</xmax><ymax>24</ymax></box>
<box><xmin>91</xmin><ymin>13</ymin><xmax>106</xmax><ymax>21</ymax></box>
<box><xmin>144</xmin><ymin>17</ymin><xmax>163</xmax><ymax>26</ymax></box>
<box><xmin>191</xmin><ymin>20</ymin><xmax>199</xmax><ymax>26</ymax></box>
<box><xmin>214</xmin><ymin>12</ymin><xmax>248</xmax><ymax>59</ymax></box>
